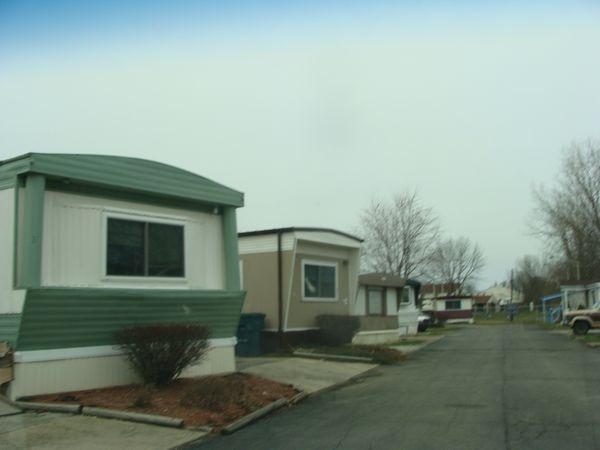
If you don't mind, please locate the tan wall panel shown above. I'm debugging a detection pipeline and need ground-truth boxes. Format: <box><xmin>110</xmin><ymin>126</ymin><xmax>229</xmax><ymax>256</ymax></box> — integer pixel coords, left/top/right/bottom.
<box><xmin>358</xmin><ymin>316</ymin><xmax>398</xmax><ymax>331</ymax></box>
<box><xmin>286</xmin><ymin>253</ymin><xmax>351</xmax><ymax>329</ymax></box>
<box><xmin>240</xmin><ymin>251</ymin><xmax>293</xmax><ymax>330</ymax></box>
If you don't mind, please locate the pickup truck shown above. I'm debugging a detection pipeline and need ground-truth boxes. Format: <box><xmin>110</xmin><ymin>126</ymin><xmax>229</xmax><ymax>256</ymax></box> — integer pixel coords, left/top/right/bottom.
<box><xmin>562</xmin><ymin>303</ymin><xmax>600</xmax><ymax>335</ymax></box>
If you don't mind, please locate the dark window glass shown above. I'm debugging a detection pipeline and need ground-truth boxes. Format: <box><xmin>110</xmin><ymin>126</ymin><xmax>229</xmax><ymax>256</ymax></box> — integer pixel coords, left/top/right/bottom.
<box><xmin>107</xmin><ymin>219</ymin><xmax>145</xmax><ymax>276</ymax></box>
<box><xmin>148</xmin><ymin>223</ymin><xmax>184</xmax><ymax>277</ymax></box>
<box><xmin>304</xmin><ymin>264</ymin><xmax>336</xmax><ymax>299</ymax></box>
<box><xmin>107</xmin><ymin>218</ymin><xmax>184</xmax><ymax>277</ymax></box>
<box><xmin>446</xmin><ymin>300</ymin><xmax>461</xmax><ymax>310</ymax></box>
<box><xmin>401</xmin><ymin>287</ymin><xmax>410</xmax><ymax>304</ymax></box>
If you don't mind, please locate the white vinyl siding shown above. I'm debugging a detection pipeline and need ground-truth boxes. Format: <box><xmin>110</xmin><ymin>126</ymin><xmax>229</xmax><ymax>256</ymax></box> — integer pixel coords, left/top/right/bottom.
<box><xmin>41</xmin><ymin>191</ymin><xmax>225</xmax><ymax>289</ymax></box>
<box><xmin>0</xmin><ymin>188</ymin><xmax>26</xmax><ymax>313</ymax></box>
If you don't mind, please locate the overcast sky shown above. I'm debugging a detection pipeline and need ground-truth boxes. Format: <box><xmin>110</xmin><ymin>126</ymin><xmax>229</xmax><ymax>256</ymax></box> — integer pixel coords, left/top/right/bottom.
<box><xmin>2</xmin><ymin>1</ymin><xmax>600</xmax><ymax>289</ymax></box>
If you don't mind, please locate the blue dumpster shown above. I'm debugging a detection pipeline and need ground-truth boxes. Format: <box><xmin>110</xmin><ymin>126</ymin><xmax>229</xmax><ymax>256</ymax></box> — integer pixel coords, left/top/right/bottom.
<box><xmin>235</xmin><ymin>313</ymin><xmax>265</xmax><ymax>356</ymax></box>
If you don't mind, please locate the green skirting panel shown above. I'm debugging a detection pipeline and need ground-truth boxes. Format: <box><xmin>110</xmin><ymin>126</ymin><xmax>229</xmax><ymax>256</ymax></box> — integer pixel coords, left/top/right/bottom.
<box><xmin>17</xmin><ymin>288</ymin><xmax>246</xmax><ymax>351</ymax></box>
<box><xmin>0</xmin><ymin>314</ymin><xmax>22</xmax><ymax>348</ymax></box>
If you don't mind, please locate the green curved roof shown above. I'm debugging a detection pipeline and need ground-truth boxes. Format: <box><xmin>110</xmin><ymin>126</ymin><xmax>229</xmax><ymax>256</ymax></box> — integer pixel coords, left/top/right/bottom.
<box><xmin>0</xmin><ymin>153</ymin><xmax>243</xmax><ymax>207</ymax></box>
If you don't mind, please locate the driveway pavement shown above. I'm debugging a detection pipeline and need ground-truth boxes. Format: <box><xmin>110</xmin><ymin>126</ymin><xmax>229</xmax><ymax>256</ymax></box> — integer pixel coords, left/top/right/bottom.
<box><xmin>195</xmin><ymin>325</ymin><xmax>600</xmax><ymax>450</ymax></box>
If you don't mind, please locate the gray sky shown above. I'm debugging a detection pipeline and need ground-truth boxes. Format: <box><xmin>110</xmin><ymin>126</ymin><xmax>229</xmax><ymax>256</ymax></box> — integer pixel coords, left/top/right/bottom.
<box><xmin>2</xmin><ymin>1</ymin><xmax>600</xmax><ymax>288</ymax></box>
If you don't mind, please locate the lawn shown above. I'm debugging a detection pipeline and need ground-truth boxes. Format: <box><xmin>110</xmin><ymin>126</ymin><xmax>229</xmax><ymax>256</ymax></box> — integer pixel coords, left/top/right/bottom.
<box><xmin>473</xmin><ymin>309</ymin><xmax>545</xmax><ymax>325</ymax></box>
<box><xmin>570</xmin><ymin>332</ymin><xmax>600</xmax><ymax>345</ymax></box>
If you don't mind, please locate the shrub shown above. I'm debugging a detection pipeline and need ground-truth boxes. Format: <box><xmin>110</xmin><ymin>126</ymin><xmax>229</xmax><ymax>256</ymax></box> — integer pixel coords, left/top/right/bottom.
<box><xmin>115</xmin><ymin>323</ymin><xmax>210</xmax><ymax>386</ymax></box>
<box><xmin>315</xmin><ymin>314</ymin><xmax>360</xmax><ymax>346</ymax></box>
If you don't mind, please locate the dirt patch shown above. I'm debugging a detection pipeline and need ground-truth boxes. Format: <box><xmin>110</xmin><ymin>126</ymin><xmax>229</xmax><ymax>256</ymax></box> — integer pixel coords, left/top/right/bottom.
<box><xmin>24</xmin><ymin>373</ymin><xmax>299</xmax><ymax>432</ymax></box>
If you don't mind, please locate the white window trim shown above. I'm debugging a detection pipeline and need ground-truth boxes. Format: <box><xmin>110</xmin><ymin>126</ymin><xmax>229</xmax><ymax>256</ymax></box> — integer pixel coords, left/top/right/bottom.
<box><xmin>101</xmin><ymin>210</ymin><xmax>188</xmax><ymax>282</ymax></box>
<box><xmin>301</xmin><ymin>259</ymin><xmax>338</xmax><ymax>302</ymax></box>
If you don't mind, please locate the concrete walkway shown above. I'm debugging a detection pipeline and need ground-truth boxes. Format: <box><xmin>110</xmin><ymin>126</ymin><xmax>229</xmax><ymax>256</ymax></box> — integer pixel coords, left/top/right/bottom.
<box><xmin>0</xmin><ymin>400</ymin><xmax>206</xmax><ymax>450</ymax></box>
<box><xmin>0</xmin><ymin>399</ymin><xmax>21</xmax><ymax>418</ymax></box>
<box><xmin>238</xmin><ymin>357</ymin><xmax>378</xmax><ymax>394</ymax></box>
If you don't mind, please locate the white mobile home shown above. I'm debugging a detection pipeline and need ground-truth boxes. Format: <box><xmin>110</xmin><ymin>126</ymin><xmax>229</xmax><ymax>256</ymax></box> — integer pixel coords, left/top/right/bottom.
<box><xmin>0</xmin><ymin>153</ymin><xmax>245</xmax><ymax>399</ymax></box>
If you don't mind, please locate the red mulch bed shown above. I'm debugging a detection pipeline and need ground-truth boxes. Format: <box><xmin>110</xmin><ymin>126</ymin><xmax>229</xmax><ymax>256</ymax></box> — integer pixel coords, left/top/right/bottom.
<box><xmin>24</xmin><ymin>373</ymin><xmax>299</xmax><ymax>432</ymax></box>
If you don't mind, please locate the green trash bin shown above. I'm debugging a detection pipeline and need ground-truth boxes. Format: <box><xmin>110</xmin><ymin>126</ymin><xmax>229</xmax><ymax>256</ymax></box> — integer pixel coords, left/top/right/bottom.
<box><xmin>235</xmin><ymin>313</ymin><xmax>265</xmax><ymax>356</ymax></box>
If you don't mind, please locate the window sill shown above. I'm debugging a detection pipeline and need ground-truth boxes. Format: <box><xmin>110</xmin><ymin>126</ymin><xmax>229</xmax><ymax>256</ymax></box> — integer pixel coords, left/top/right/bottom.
<box><xmin>100</xmin><ymin>276</ymin><xmax>189</xmax><ymax>287</ymax></box>
<box><xmin>301</xmin><ymin>297</ymin><xmax>338</xmax><ymax>303</ymax></box>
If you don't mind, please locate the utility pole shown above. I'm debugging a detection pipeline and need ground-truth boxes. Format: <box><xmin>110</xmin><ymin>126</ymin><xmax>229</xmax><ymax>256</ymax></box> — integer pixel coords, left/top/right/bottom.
<box><xmin>509</xmin><ymin>270</ymin><xmax>514</xmax><ymax>321</ymax></box>
<box><xmin>510</xmin><ymin>269</ymin><xmax>513</xmax><ymax>304</ymax></box>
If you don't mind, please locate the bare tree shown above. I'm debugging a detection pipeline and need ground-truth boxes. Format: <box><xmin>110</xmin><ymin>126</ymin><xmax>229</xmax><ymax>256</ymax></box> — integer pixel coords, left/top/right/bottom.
<box><xmin>358</xmin><ymin>191</ymin><xmax>439</xmax><ymax>278</ymax></box>
<box><xmin>428</xmin><ymin>237</ymin><xmax>485</xmax><ymax>294</ymax></box>
<box><xmin>512</xmin><ymin>255</ymin><xmax>558</xmax><ymax>305</ymax></box>
<box><xmin>531</xmin><ymin>140</ymin><xmax>600</xmax><ymax>280</ymax></box>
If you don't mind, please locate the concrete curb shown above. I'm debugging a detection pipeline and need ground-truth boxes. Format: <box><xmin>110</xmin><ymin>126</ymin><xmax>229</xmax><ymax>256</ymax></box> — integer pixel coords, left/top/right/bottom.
<box><xmin>14</xmin><ymin>399</ymin><xmax>184</xmax><ymax>428</ymax></box>
<box><xmin>0</xmin><ymin>396</ymin><xmax>24</xmax><ymax>417</ymax></box>
<box><xmin>308</xmin><ymin>362</ymin><xmax>381</xmax><ymax>398</ymax></box>
<box><xmin>82</xmin><ymin>406</ymin><xmax>184</xmax><ymax>428</ymax></box>
<box><xmin>15</xmin><ymin>401</ymin><xmax>82</xmax><ymax>414</ymax></box>
<box><xmin>290</xmin><ymin>391</ymin><xmax>309</xmax><ymax>404</ymax></box>
<box><xmin>221</xmin><ymin>359</ymin><xmax>382</xmax><ymax>436</ymax></box>
<box><xmin>221</xmin><ymin>398</ymin><xmax>288</xmax><ymax>434</ymax></box>
<box><xmin>292</xmin><ymin>350</ymin><xmax>374</xmax><ymax>363</ymax></box>
<box><xmin>396</xmin><ymin>334</ymin><xmax>446</xmax><ymax>354</ymax></box>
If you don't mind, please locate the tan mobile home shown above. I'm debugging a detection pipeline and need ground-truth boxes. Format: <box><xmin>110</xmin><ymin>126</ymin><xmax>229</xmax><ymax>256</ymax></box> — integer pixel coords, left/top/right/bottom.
<box><xmin>238</xmin><ymin>227</ymin><xmax>362</xmax><ymax>349</ymax></box>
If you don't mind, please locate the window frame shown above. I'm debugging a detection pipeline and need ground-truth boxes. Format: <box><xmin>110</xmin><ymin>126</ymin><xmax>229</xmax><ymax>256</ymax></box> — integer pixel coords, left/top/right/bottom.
<box><xmin>301</xmin><ymin>259</ymin><xmax>338</xmax><ymax>302</ymax></box>
<box><xmin>102</xmin><ymin>211</ymin><xmax>187</xmax><ymax>281</ymax></box>
<box><xmin>445</xmin><ymin>300</ymin><xmax>462</xmax><ymax>310</ymax></box>
<box><xmin>398</xmin><ymin>286</ymin><xmax>413</xmax><ymax>308</ymax></box>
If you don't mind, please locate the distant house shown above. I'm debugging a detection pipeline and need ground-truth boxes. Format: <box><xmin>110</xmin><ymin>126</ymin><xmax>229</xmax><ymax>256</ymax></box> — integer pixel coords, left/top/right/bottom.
<box><xmin>560</xmin><ymin>280</ymin><xmax>600</xmax><ymax>313</ymax></box>
<box><xmin>238</xmin><ymin>227</ymin><xmax>362</xmax><ymax>349</ymax></box>
<box><xmin>479</xmin><ymin>282</ymin><xmax>523</xmax><ymax>309</ymax></box>
<box><xmin>423</xmin><ymin>296</ymin><xmax>474</xmax><ymax>324</ymax></box>
<box><xmin>353</xmin><ymin>273</ymin><xmax>421</xmax><ymax>342</ymax></box>
<box><xmin>472</xmin><ymin>295</ymin><xmax>492</xmax><ymax>313</ymax></box>
<box><xmin>0</xmin><ymin>153</ymin><xmax>245</xmax><ymax>399</ymax></box>
<box><xmin>420</xmin><ymin>283</ymin><xmax>462</xmax><ymax>300</ymax></box>
<box><xmin>419</xmin><ymin>282</ymin><xmax>464</xmax><ymax>310</ymax></box>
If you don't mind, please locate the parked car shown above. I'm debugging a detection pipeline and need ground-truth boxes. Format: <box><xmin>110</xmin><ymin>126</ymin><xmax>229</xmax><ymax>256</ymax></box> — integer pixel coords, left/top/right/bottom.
<box><xmin>418</xmin><ymin>313</ymin><xmax>431</xmax><ymax>332</ymax></box>
<box><xmin>562</xmin><ymin>302</ymin><xmax>600</xmax><ymax>335</ymax></box>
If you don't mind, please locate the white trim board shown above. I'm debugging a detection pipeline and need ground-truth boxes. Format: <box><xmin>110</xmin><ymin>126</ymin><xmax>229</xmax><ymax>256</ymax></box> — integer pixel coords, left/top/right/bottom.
<box><xmin>14</xmin><ymin>337</ymin><xmax>237</xmax><ymax>363</ymax></box>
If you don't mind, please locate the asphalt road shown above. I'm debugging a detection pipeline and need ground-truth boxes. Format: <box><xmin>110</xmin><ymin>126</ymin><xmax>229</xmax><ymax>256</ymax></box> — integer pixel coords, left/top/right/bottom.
<box><xmin>191</xmin><ymin>325</ymin><xmax>600</xmax><ymax>450</ymax></box>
